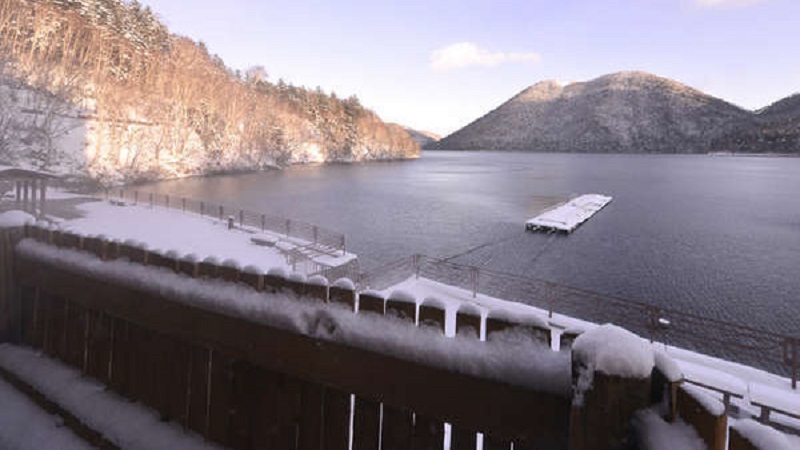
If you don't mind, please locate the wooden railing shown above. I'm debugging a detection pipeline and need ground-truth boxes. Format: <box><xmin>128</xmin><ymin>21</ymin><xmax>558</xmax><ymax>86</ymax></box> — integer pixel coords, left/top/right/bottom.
<box><xmin>11</xmin><ymin>225</ymin><xmax>572</xmax><ymax>450</ymax></box>
<box><xmin>359</xmin><ymin>254</ymin><xmax>800</xmax><ymax>389</ymax></box>
<box><xmin>2</xmin><ymin>225</ymin><xmax>797</xmax><ymax>450</ymax></box>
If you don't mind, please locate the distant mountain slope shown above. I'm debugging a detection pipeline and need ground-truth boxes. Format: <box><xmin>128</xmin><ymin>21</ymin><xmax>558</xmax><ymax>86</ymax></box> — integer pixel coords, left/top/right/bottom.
<box><xmin>0</xmin><ymin>0</ymin><xmax>418</xmax><ymax>184</ymax></box>
<box><xmin>709</xmin><ymin>93</ymin><xmax>800</xmax><ymax>153</ymax></box>
<box><xmin>404</xmin><ymin>128</ymin><xmax>441</xmax><ymax>147</ymax></box>
<box><xmin>433</xmin><ymin>71</ymin><xmax>777</xmax><ymax>153</ymax></box>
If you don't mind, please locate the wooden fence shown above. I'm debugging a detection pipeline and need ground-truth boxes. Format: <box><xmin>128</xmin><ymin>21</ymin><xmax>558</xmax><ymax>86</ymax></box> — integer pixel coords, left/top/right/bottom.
<box><xmin>2</xmin><ymin>225</ymin><xmax>797</xmax><ymax>450</ymax></box>
<box><xmin>10</xmin><ymin>225</ymin><xmax>572</xmax><ymax>450</ymax></box>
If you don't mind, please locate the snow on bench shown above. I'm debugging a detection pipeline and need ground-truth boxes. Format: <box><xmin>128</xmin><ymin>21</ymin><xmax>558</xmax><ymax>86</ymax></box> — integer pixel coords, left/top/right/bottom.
<box><xmin>525</xmin><ymin>193</ymin><xmax>612</xmax><ymax>233</ymax></box>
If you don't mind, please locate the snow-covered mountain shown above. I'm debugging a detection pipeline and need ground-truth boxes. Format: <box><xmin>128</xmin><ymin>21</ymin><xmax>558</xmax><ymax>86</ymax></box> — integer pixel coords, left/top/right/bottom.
<box><xmin>431</xmin><ymin>71</ymin><xmax>789</xmax><ymax>153</ymax></box>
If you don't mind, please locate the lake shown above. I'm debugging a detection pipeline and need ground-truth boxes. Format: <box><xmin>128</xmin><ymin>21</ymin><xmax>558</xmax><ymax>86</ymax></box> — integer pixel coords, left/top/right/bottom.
<box><xmin>142</xmin><ymin>151</ymin><xmax>800</xmax><ymax>337</ymax></box>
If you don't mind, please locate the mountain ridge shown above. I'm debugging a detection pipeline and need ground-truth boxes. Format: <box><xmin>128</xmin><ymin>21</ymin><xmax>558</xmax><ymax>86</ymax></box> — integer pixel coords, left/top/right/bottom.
<box><xmin>430</xmin><ymin>71</ymin><xmax>797</xmax><ymax>154</ymax></box>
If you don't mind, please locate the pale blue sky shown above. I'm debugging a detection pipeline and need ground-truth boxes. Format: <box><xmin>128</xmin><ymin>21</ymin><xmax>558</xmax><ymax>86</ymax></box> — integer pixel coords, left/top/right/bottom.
<box><xmin>140</xmin><ymin>0</ymin><xmax>800</xmax><ymax>135</ymax></box>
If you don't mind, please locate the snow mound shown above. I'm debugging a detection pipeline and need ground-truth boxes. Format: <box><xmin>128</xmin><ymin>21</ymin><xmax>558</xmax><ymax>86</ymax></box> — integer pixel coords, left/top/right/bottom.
<box><xmin>181</xmin><ymin>253</ymin><xmax>200</xmax><ymax>263</ymax></box>
<box><xmin>332</xmin><ymin>278</ymin><xmax>355</xmax><ymax>290</ymax></box>
<box><xmin>267</xmin><ymin>267</ymin><xmax>288</xmax><ymax>278</ymax></box>
<box><xmin>288</xmin><ymin>273</ymin><xmax>307</xmax><ymax>283</ymax></box>
<box><xmin>654</xmin><ymin>350</ymin><xmax>683</xmax><ymax>383</ymax></box>
<box><xmin>307</xmin><ymin>275</ymin><xmax>328</xmax><ymax>286</ymax></box>
<box><xmin>221</xmin><ymin>258</ymin><xmax>240</xmax><ymax>269</ymax></box>
<box><xmin>633</xmin><ymin>408</ymin><xmax>707</xmax><ymax>450</ymax></box>
<box><xmin>202</xmin><ymin>256</ymin><xmax>220</xmax><ymax>265</ymax></box>
<box><xmin>243</xmin><ymin>265</ymin><xmax>263</xmax><ymax>275</ymax></box>
<box><xmin>0</xmin><ymin>210</ymin><xmax>36</xmax><ymax>228</ymax></box>
<box><xmin>573</xmin><ymin>324</ymin><xmax>654</xmax><ymax>379</ymax></box>
<box><xmin>733</xmin><ymin>419</ymin><xmax>796</xmax><ymax>450</ymax></box>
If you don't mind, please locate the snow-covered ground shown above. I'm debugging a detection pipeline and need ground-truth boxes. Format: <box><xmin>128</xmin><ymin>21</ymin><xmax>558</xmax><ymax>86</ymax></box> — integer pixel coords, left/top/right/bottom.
<box><xmin>46</xmin><ymin>196</ymin><xmax>356</xmax><ymax>275</ymax></box>
<box><xmin>0</xmin><ymin>377</ymin><xmax>93</xmax><ymax>450</ymax></box>
<box><xmin>526</xmin><ymin>193</ymin><xmax>613</xmax><ymax>233</ymax></box>
<box><xmin>0</xmin><ymin>345</ymin><xmax>221</xmax><ymax>450</ymax></box>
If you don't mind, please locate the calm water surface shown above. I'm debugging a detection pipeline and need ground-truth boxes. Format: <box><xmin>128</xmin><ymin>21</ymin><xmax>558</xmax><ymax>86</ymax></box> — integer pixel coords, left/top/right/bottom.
<box><xmin>143</xmin><ymin>152</ymin><xmax>800</xmax><ymax>336</ymax></box>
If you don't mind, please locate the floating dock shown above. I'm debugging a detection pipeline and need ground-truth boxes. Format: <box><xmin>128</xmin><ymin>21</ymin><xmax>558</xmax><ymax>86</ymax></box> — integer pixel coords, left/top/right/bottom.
<box><xmin>525</xmin><ymin>194</ymin><xmax>612</xmax><ymax>234</ymax></box>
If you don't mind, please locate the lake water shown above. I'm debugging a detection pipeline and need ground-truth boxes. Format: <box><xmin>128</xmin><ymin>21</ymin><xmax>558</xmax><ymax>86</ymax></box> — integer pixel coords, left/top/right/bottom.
<box><xmin>142</xmin><ymin>151</ymin><xmax>800</xmax><ymax>337</ymax></box>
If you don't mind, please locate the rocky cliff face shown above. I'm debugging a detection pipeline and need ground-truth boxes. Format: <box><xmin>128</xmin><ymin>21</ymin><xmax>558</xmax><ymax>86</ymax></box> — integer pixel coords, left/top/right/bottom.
<box><xmin>431</xmin><ymin>71</ymin><xmax>790</xmax><ymax>154</ymax></box>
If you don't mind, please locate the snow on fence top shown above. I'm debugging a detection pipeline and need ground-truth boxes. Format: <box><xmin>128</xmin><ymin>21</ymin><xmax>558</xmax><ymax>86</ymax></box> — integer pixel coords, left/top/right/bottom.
<box><xmin>654</xmin><ymin>350</ymin><xmax>683</xmax><ymax>383</ymax></box>
<box><xmin>15</xmin><ymin>235</ymin><xmax>571</xmax><ymax>395</ymax></box>
<box><xmin>681</xmin><ymin>384</ymin><xmax>725</xmax><ymax>417</ymax></box>
<box><xmin>732</xmin><ymin>419</ymin><xmax>798</xmax><ymax>450</ymax></box>
<box><xmin>573</xmin><ymin>324</ymin><xmax>655</xmax><ymax>379</ymax></box>
<box><xmin>0</xmin><ymin>210</ymin><xmax>35</xmax><ymax>228</ymax></box>
<box><xmin>525</xmin><ymin>194</ymin><xmax>612</xmax><ymax>233</ymax></box>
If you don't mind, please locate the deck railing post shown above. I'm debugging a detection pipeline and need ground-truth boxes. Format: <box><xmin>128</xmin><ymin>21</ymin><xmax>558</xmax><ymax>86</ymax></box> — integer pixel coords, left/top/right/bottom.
<box><xmin>182</xmin><ymin>198</ymin><xmax>186</xmax><ymax>212</ymax></box>
<box><xmin>342</xmin><ymin>236</ymin><xmax>346</xmax><ymax>255</ymax></box>
<box><xmin>149</xmin><ymin>193</ymin><xmax>153</xmax><ymax>208</ymax></box>
<box><xmin>218</xmin><ymin>205</ymin><xmax>223</xmax><ymax>220</ymax></box>
<box><xmin>239</xmin><ymin>210</ymin><xmax>244</xmax><ymax>227</ymax></box>
<box><xmin>286</xmin><ymin>219</ymin><xmax>291</xmax><ymax>238</ymax></box>
<box><xmin>200</xmin><ymin>201</ymin><xmax>204</xmax><ymax>216</ymax></box>
<box><xmin>261</xmin><ymin>215</ymin><xmax>266</xmax><ymax>232</ymax></box>
<box><xmin>313</xmin><ymin>226</ymin><xmax>318</xmax><ymax>244</ymax></box>
<box><xmin>166</xmin><ymin>195</ymin><xmax>170</xmax><ymax>209</ymax></box>
<box><xmin>134</xmin><ymin>191</ymin><xmax>138</xmax><ymax>204</ymax></box>
<box><xmin>119</xmin><ymin>189</ymin><xmax>124</xmax><ymax>201</ymax></box>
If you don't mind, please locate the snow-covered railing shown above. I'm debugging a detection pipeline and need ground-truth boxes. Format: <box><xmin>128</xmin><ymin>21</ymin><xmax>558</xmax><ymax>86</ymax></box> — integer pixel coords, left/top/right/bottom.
<box><xmin>103</xmin><ymin>188</ymin><xmax>347</xmax><ymax>255</ymax></box>
<box><xmin>359</xmin><ymin>254</ymin><xmax>800</xmax><ymax>389</ymax></box>
<box><xmin>6</xmin><ymin>224</ymin><xmax>799</xmax><ymax>449</ymax></box>
<box><xmin>12</xmin><ymin>224</ymin><xmax>574</xmax><ymax>450</ymax></box>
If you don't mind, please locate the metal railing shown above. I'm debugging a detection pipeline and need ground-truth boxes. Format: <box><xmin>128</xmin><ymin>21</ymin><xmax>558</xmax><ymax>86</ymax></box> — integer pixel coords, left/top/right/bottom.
<box><xmin>104</xmin><ymin>188</ymin><xmax>347</xmax><ymax>256</ymax></box>
<box><xmin>359</xmin><ymin>254</ymin><xmax>799</xmax><ymax>388</ymax></box>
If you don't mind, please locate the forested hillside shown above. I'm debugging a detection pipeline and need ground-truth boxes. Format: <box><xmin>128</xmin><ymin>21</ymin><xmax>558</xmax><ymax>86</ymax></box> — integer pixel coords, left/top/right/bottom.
<box><xmin>0</xmin><ymin>0</ymin><xmax>418</xmax><ymax>184</ymax></box>
<box><xmin>431</xmin><ymin>72</ymin><xmax>759</xmax><ymax>153</ymax></box>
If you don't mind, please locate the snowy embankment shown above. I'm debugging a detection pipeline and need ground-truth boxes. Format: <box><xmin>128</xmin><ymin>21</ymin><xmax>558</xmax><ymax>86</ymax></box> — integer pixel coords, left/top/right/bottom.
<box><xmin>526</xmin><ymin>194</ymin><xmax>612</xmax><ymax>233</ymax></box>
<box><xmin>15</xmin><ymin>239</ymin><xmax>571</xmax><ymax>395</ymax></box>
<box><xmin>52</xmin><ymin>198</ymin><xmax>355</xmax><ymax>275</ymax></box>
<box><xmin>0</xmin><ymin>345</ymin><xmax>221</xmax><ymax>450</ymax></box>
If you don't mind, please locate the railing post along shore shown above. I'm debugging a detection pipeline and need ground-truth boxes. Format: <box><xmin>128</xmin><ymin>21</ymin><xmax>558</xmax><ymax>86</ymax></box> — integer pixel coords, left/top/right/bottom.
<box><xmin>134</xmin><ymin>190</ymin><xmax>138</xmax><ymax>205</ymax></box>
<box><xmin>182</xmin><ymin>198</ymin><xmax>186</xmax><ymax>212</ymax></box>
<box><xmin>149</xmin><ymin>193</ymin><xmax>153</xmax><ymax>208</ymax></box>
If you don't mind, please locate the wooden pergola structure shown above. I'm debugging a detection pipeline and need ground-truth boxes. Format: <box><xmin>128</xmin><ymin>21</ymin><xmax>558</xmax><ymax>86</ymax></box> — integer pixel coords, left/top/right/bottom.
<box><xmin>0</xmin><ymin>167</ymin><xmax>59</xmax><ymax>217</ymax></box>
